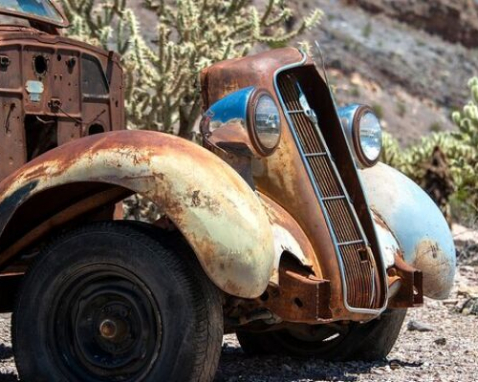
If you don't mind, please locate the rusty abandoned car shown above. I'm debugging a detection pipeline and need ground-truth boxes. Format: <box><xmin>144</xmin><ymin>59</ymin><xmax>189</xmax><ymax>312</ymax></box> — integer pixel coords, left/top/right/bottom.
<box><xmin>0</xmin><ymin>1</ymin><xmax>456</xmax><ymax>381</ymax></box>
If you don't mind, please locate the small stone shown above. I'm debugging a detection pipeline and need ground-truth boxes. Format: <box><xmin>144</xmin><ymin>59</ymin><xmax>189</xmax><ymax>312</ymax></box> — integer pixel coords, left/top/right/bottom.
<box><xmin>407</xmin><ymin>320</ymin><xmax>434</xmax><ymax>332</ymax></box>
<box><xmin>460</xmin><ymin>297</ymin><xmax>478</xmax><ymax>315</ymax></box>
<box><xmin>389</xmin><ymin>360</ymin><xmax>401</xmax><ymax>370</ymax></box>
<box><xmin>458</xmin><ymin>286</ymin><xmax>478</xmax><ymax>298</ymax></box>
<box><xmin>434</xmin><ymin>337</ymin><xmax>447</xmax><ymax>346</ymax></box>
<box><xmin>442</xmin><ymin>299</ymin><xmax>458</xmax><ymax>306</ymax></box>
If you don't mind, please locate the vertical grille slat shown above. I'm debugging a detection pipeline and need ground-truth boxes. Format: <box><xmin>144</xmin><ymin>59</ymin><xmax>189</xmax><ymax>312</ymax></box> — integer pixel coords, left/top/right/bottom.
<box><xmin>278</xmin><ymin>73</ymin><xmax>380</xmax><ymax>310</ymax></box>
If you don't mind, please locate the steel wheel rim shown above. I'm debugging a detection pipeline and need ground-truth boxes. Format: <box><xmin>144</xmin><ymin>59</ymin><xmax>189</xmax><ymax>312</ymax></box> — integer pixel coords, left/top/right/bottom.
<box><xmin>49</xmin><ymin>265</ymin><xmax>162</xmax><ymax>382</ymax></box>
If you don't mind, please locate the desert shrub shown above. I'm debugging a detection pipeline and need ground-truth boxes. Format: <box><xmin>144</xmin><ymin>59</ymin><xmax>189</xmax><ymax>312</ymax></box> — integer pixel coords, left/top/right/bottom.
<box><xmin>60</xmin><ymin>0</ymin><xmax>322</xmax><ymax>138</ymax></box>
<box><xmin>382</xmin><ymin>77</ymin><xmax>478</xmax><ymax>222</ymax></box>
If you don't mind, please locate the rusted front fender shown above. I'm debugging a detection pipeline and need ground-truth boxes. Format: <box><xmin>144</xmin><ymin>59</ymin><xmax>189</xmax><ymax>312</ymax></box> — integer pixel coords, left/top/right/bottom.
<box><xmin>0</xmin><ymin>131</ymin><xmax>275</xmax><ymax>298</ymax></box>
<box><xmin>360</xmin><ymin>163</ymin><xmax>456</xmax><ymax>300</ymax></box>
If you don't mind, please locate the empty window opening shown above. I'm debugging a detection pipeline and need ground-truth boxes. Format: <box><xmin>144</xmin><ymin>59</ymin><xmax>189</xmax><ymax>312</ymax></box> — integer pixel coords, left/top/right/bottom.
<box><xmin>25</xmin><ymin>115</ymin><xmax>58</xmax><ymax>161</ymax></box>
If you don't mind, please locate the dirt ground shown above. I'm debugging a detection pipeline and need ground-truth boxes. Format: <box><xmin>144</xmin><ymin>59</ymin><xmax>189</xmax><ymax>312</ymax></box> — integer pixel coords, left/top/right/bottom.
<box><xmin>0</xmin><ymin>228</ymin><xmax>476</xmax><ymax>382</ymax></box>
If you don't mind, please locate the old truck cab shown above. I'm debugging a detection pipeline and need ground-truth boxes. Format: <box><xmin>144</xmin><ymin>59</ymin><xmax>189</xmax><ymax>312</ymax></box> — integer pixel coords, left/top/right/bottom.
<box><xmin>0</xmin><ymin>1</ymin><xmax>455</xmax><ymax>381</ymax></box>
<box><xmin>0</xmin><ymin>0</ymin><xmax>124</xmax><ymax>183</ymax></box>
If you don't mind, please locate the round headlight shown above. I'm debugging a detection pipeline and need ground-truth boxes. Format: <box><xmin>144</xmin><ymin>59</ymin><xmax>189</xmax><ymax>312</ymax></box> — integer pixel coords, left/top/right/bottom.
<box><xmin>339</xmin><ymin>104</ymin><xmax>383</xmax><ymax>167</ymax></box>
<box><xmin>357</xmin><ymin>111</ymin><xmax>382</xmax><ymax>165</ymax></box>
<box><xmin>252</xmin><ymin>93</ymin><xmax>281</xmax><ymax>153</ymax></box>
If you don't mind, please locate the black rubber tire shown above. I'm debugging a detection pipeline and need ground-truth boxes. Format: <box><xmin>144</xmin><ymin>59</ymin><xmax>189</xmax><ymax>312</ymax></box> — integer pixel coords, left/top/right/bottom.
<box><xmin>237</xmin><ymin>309</ymin><xmax>407</xmax><ymax>361</ymax></box>
<box><xmin>13</xmin><ymin>222</ymin><xmax>223</xmax><ymax>382</ymax></box>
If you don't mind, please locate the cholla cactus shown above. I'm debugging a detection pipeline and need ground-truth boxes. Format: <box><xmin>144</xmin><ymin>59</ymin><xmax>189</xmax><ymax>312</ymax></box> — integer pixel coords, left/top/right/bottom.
<box><xmin>451</xmin><ymin>77</ymin><xmax>478</xmax><ymax>212</ymax></box>
<box><xmin>380</xmin><ymin>132</ymin><xmax>403</xmax><ymax>169</ymax></box>
<box><xmin>60</xmin><ymin>0</ymin><xmax>322</xmax><ymax>137</ymax></box>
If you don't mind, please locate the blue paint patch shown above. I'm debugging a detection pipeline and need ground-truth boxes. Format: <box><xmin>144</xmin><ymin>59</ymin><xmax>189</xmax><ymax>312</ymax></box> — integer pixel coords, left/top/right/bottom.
<box><xmin>0</xmin><ymin>180</ymin><xmax>39</xmax><ymax>235</ymax></box>
<box><xmin>207</xmin><ymin>87</ymin><xmax>255</xmax><ymax>124</ymax></box>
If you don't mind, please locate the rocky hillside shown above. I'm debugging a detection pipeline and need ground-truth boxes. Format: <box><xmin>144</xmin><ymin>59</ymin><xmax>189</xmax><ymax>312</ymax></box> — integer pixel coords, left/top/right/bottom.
<box><xmin>297</xmin><ymin>0</ymin><xmax>478</xmax><ymax>145</ymax></box>
<box><xmin>345</xmin><ymin>0</ymin><xmax>478</xmax><ymax>48</ymax></box>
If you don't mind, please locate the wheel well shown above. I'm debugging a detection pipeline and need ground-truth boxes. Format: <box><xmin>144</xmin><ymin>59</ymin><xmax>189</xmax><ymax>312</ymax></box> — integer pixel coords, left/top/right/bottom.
<box><xmin>0</xmin><ymin>182</ymin><xmax>134</xmax><ymax>273</ymax></box>
<box><xmin>280</xmin><ymin>251</ymin><xmax>313</xmax><ymax>273</ymax></box>
<box><xmin>0</xmin><ymin>185</ymin><xmax>193</xmax><ymax>313</ymax></box>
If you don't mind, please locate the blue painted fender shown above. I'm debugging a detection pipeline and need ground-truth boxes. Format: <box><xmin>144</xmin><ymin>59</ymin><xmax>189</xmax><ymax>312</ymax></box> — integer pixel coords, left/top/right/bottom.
<box><xmin>360</xmin><ymin>163</ymin><xmax>456</xmax><ymax>300</ymax></box>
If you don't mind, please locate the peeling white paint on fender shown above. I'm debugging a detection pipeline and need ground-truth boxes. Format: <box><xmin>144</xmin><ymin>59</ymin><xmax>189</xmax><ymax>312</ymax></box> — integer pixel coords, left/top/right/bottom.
<box><xmin>371</xmin><ymin>212</ymin><xmax>399</xmax><ymax>269</ymax></box>
<box><xmin>0</xmin><ymin>131</ymin><xmax>276</xmax><ymax>299</ymax></box>
<box><xmin>269</xmin><ymin>224</ymin><xmax>310</xmax><ymax>284</ymax></box>
<box><xmin>257</xmin><ymin>192</ymin><xmax>321</xmax><ymax>285</ymax></box>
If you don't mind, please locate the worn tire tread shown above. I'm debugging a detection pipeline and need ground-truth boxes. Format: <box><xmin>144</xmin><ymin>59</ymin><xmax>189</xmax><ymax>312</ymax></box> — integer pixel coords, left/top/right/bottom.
<box><xmin>13</xmin><ymin>221</ymin><xmax>223</xmax><ymax>382</ymax></box>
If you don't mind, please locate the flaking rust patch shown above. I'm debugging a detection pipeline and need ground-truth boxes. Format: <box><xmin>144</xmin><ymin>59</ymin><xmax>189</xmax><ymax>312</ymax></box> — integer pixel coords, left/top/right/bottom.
<box><xmin>191</xmin><ymin>190</ymin><xmax>201</xmax><ymax>207</ymax></box>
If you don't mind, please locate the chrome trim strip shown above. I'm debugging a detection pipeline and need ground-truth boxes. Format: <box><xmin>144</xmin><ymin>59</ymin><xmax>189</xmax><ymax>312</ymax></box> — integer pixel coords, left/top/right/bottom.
<box><xmin>273</xmin><ymin>51</ymin><xmax>386</xmax><ymax>315</ymax></box>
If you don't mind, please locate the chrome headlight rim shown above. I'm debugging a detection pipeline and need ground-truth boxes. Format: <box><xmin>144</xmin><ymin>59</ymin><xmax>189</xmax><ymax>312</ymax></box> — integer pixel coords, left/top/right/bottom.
<box><xmin>247</xmin><ymin>89</ymin><xmax>282</xmax><ymax>156</ymax></box>
<box><xmin>342</xmin><ymin>104</ymin><xmax>383</xmax><ymax>168</ymax></box>
<box><xmin>353</xmin><ymin>106</ymin><xmax>382</xmax><ymax>167</ymax></box>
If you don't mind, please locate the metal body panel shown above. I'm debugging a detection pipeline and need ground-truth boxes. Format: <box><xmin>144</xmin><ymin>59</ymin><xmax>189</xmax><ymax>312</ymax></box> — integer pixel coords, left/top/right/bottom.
<box><xmin>257</xmin><ymin>192</ymin><xmax>322</xmax><ymax>283</ymax></box>
<box><xmin>0</xmin><ymin>32</ymin><xmax>125</xmax><ymax>181</ymax></box>
<box><xmin>201</xmin><ymin>48</ymin><xmax>308</xmax><ymax>110</ymax></box>
<box><xmin>201</xmin><ymin>48</ymin><xmax>387</xmax><ymax>321</ymax></box>
<box><xmin>372</xmin><ymin>212</ymin><xmax>399</xmax><ymax>269</ymax></box>
<box><xmin>0</xmin><ymin>130</ymin><xmax>276</xmax><ymax>299</ymax></box>
<box><xmin>361</xmin><ymin>163</ymin><xmax>456</xmax><ymax>299</ymax></box>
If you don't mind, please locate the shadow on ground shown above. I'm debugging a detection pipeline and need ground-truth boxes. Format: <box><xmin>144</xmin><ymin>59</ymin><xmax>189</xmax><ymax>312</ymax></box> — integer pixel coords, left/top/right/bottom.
<box><xmin>0</xmin><ymin>343</ymin><xmax>424</xmax><ymax>382</ymax></box>
<box><xmin>215</xmin><ymin>344</ymin><xmax>422</xmax><ymax>382</ymax></box>
<box><xmin>0</xmin><ymin>345</ymin><xmax>12</xmax><ymax>362</ymax></box>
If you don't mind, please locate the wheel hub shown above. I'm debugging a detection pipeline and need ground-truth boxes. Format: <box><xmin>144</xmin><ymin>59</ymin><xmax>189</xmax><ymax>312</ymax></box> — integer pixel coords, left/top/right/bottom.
<box><xmin>50</xmin><ymin>266</ymin><xmax>162</xmax><ymax>382</ymax></box>
<box><xmin>99</xmin><ymin>318</ymin><xmax>121</xmax><ymax>339</ymax></box>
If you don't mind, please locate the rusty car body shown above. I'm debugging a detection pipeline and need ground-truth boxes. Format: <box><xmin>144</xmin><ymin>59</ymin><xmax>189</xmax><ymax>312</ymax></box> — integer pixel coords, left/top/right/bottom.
<box><xmin>0</xmin><ymin>1</ymin><xmax>456</xmax><ymax>381</ymax></box>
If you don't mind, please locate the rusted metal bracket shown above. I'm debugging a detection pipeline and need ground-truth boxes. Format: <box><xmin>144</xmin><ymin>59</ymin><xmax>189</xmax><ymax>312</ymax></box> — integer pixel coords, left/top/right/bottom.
<box><xmin>388</xmin><ymin>255</ymin><xmax>424</xmax><ymax>309</ymax></box>
<box><xmin>265</xmin><ymin>270</ymin><xmax>332</xmax><ymax>323</ymax></box>
<box><xmin>236</xmin><ymin>266</ymin><xmax>332</xmax><ymax>325</ymax></box>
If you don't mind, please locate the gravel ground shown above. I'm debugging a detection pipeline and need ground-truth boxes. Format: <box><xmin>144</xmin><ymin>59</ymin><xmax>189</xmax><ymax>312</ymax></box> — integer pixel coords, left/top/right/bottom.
<box><xmin>0</xmin><ymin>241</ymin><xmax>476</xmax><ymax>381</ymax></box>
<box><xmin>215</xmin><ymin>264</ymin><xmax>478</xmax><ymax>382</ymax></box>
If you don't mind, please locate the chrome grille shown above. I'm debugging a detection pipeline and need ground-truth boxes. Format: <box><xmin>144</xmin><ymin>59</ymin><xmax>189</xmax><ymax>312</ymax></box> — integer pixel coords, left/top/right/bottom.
<box><xmin>278</xmin><ymin>73</ymin><xmax>379</xmax><ymax>310</ymax></box>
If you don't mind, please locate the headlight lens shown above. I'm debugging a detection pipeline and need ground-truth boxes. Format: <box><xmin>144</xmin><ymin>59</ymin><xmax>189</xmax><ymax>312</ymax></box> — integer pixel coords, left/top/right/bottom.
<box><xmin>254</xmin><ymin>94</ymin><xmax>281</xmax><ymax>150</ymax></box>
<box><xmin>358</xmin><ymin>111</ymin><xmax>382</xmax><ymax>164</ymax></box>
